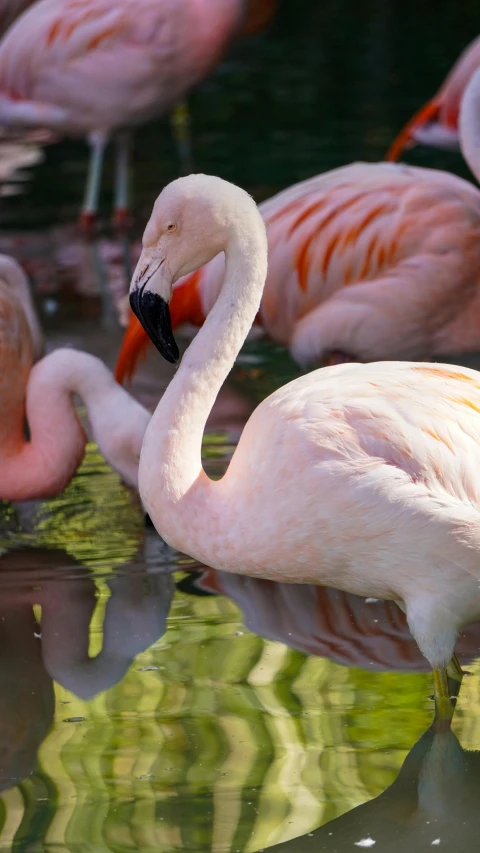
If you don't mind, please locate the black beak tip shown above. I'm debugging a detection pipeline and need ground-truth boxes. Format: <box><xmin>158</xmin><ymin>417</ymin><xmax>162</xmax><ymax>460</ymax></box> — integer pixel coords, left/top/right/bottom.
<box><xmin>129</xmin><ymin>288</ymin><xmax>179</xmax><ymax>366</ymax></box>
<box><xmin>163</xmin><ymin>340</ymin><xmax>180</xmax><ymax>365</ymax></box>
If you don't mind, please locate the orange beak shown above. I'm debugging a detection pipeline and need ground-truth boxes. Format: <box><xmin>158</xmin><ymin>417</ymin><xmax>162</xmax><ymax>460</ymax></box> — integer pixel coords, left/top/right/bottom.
<box><xmin>115</xmin><ymin>270</ymin><xmax>205</xmax><ymax>385</ymax></box>
<box><xmin>385</xmin><ymin>99</ymin><xmax>440</xmax><ymax>162</ymax></box>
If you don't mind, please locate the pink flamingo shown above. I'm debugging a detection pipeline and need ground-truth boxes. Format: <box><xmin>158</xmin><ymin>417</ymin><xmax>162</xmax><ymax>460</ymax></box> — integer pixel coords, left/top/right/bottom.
<box><xmin>0</xmin><ymin>257</ymin><xmax>150</xmax><ymax>500</ymax></box>
<box><xmin>387</xmin><ymin>34</ymin><xmax>480</xmax><ymax>161</ymax></box>
<box><xmin>0</xmin><ymin>0</ymin><xmax>275</xmax><ymax>227</ymax></box>
<box><xmin>116</xmin><ymin>117</ymin><xmax>480</xmax><ymax>382</ymax></box>
<box><xmin>129</xmin><ymin>162</ymin><xmax>480</xmax><ymax>724</ymax></box>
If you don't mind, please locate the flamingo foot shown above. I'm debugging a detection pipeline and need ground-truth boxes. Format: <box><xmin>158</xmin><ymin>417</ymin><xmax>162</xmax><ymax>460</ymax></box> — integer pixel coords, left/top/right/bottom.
<box><xmin>323</xmin><ymin>350</ymin><xmax>355</xmax><ymax>367</ymax></box>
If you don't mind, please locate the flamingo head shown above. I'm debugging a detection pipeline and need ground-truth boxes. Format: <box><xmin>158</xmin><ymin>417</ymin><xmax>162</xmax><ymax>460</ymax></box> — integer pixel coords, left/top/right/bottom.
<box><xmin>129</xmin><ymin>174</ymin><xmax>253</xmax><ymax>363</ymax></box>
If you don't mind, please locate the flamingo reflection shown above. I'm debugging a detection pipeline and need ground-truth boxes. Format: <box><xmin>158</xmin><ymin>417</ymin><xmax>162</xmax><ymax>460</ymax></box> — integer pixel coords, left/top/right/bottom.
<box><xmin>0</xmin><ymin>547</ymin><xmax>173</xmax><ymax>791</ymax></box>
<box><xmin>184</xmin><ymin>569</ymin><xmax>480</xmax><ymax>674</ymax></box>
<box><xmin>262</xmin><ymin>724</ymin><xmax>480</xmax><ymax>852</ymax></box>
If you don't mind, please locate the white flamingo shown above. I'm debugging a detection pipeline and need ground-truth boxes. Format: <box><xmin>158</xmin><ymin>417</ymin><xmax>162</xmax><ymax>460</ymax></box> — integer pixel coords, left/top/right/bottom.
<box><xmin>128</xmin><ymin>168</ymin><xmax>480</xmax><ymax>724</ymax></box>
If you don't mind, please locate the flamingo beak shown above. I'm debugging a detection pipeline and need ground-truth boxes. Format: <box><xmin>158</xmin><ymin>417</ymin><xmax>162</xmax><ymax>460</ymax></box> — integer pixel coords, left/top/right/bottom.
<box><xmin>129</xmin><ymin>258</ymin><xmax>180</xmax><ymax>365</ymax></box>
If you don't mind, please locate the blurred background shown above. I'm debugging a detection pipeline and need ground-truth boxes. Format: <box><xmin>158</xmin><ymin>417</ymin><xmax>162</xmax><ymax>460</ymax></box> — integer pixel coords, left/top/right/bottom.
<box><xmin>3</xmin><ymin>1</ymin><xmax>480</xmax><ymax>243</ymax></box>
<box><xmin>2</xmin><ymin>1</ymin><xmax>480</xmax><ymax>851</ymax></box>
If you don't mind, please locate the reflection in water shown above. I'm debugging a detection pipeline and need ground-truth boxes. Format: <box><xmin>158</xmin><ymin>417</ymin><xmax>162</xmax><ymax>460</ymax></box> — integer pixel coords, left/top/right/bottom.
<box><xmin>0</xmin><ymin>547</ymin><xmax>173</xmax><ymax>791</ymax></box>
<box><xmin>264</xmin><ymin>725</ymin><xmax>480</xmax><ymax>852</ymax></box>
<box><xmin>186</xmin><ymin>569</ymin><xmax>480</xmax><ymax>674</ymax></box>
<box><xmin>1</xmin><ymin>552</ymin><xmax>480</xmax><ymax>850</ymax></box>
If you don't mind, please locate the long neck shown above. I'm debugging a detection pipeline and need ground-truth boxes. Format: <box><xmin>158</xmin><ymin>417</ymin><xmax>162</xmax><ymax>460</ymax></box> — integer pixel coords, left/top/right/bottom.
<box><xmin>459</xmin><ymin>68</ymin><xmax>480</xmax><ymax>184</ymax></box>
<box><xmin>2</xmin><ymin>349</ymin><xmax>148</xmax><ymax>501</ymax></box>
<box><xmin>1</xmin><ymin>353</ymin><xmax>86</xmax><ymax>502</ymax></box>
<box><xmin>139</xmin><ymin>226</ymin><xmax>267</xmax><ymax>553</ymax></box>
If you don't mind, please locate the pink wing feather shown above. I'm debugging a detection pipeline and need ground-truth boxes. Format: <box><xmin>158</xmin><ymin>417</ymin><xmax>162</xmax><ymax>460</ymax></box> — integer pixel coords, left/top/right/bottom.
<box><xmin>0</xmin><ymin>0</ymin><xmax>241</xmax><ymax>133</ymax></box>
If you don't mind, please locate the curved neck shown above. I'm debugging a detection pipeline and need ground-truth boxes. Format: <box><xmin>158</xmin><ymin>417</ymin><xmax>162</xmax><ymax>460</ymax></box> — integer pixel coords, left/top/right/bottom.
<box><xmin>1</xmin><ymin>352</ymin><xmax>88</xmax><ymax>501</ymax></box>
<box><xmin>1</xmin><ymin>349</ymin><xmax>147</xmax><ymax>501</ymax></box>
<box><xmin>459</xmin><ymin>68</ymin><xmax>480</xmax><ymax>184</ymax></box>
<box><xmin>140</xmin><ymin>227</ymin><xmax>267</xmax><ymax>554</ymax></box>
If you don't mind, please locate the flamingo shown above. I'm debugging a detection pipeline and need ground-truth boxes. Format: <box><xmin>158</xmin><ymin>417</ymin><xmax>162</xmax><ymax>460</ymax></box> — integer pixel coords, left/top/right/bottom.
<box><xmin>386</xmin><ymin>34</ymin><xmax>480</xmax><ymax>162</ymax></box>
<box><xmin>0</xmin><ymin>260</ymin><xmax>150</xmax><ymax>500</ymax></box>
<box><xmin>129</xmin><ymin>168</ymin><xmax>480</xmax><ymax>724</ymax></box>
<box><xmin>116</xmin><ymin>145</ymin><xmax>480</xmax><ymax>382</ymax></box>
<box><xmin>0</xmin><ymin>0</ymin><xmax>275</xmax><ymax>227</ymax></box>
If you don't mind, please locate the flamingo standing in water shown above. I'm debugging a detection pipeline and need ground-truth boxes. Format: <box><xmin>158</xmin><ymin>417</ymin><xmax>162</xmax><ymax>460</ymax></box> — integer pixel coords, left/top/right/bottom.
<box><xmin>0</xmin><ymin>255</ymin><xmax>150</xmax><ymax>499</ymax></box>
<box><xmin>117</xmin><ymin>72</ymin><xmax>480</xmax><ymax>381</ymax></box>
<box><xmin>129</xmin><ymin>166</ymin><xmax>480</xmax><ymax>724</ymax></box>
<box><xmin>387</xmin><ymin>35</ymin><xmax>480</xmax><ymax>161</ymax></box>
<box><xmin>0</xmin><ymin>0</ymin><xmax>275</xmax><ymax>227</ymax></box>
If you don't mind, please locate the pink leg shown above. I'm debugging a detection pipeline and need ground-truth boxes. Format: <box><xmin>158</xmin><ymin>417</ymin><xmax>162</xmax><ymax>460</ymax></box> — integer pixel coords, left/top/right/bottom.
<box><xmin>114</xmin><ymin>130</ymin><xmax>131</xmax><ymax>230</ymax></box>
<box><xmin>80</xmin><ymin>130</ymin><xmax>108</xmax><ymax>231</ymax></box>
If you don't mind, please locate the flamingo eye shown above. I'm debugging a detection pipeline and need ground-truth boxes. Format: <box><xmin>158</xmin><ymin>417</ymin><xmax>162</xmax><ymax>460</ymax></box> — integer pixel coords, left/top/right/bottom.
<box><xmin>166</xmin><ymin>222</ymin><xmax>177</xmax><ymax>233</ymax></box>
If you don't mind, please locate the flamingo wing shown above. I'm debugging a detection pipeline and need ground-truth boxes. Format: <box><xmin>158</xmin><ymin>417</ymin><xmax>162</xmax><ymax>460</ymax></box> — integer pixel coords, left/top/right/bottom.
<box><xmin>0</xmin><ymin>0</ymin><xmax>228</xmax><ymax>132</ymax></box>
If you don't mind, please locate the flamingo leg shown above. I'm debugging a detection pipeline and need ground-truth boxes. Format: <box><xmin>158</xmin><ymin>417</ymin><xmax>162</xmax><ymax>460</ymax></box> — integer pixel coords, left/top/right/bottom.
<box><xmin>114</xmin><ymin>131</ymin><xmax>133</xmax><ymax>285</ymax></box>
<box><xmin>170</xmin><ymin>100</ymin><xmax>193</xmax><ymax>175</ymax></box>
<box><xmin>114</xmin><ymin>130</ymin><xmax>131</xmax><ymax>229</ymax></box>
<box><xmin>446</xmin><ymin>653</ymin><xmax>464</xmax><ymax>701</ymax></box>
<box><xmin>81</xmin><ymin>130</ymin><xmax>108</xmax><ymax>230</ymax></box>
<box><xmin>432</xmin><ymin>668</ymin><xmax>454</xmax><ymax>724</ymax></box>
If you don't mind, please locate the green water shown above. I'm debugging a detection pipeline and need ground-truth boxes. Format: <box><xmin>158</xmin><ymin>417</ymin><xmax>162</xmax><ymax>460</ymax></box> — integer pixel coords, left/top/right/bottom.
<box><xmin>2</xmin><ymin>445</ymin><xmax>480</xmax><ymax>852</ymax></box>
<box><xmin>2</xmin><ymin>0</ymin><xmax>480</xmax><ymax>850</ymax></box>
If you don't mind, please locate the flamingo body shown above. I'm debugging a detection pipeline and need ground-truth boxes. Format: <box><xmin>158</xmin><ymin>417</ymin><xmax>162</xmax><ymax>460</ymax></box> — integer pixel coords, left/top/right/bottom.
<box><xmin>0</xmin><ymin>0</ymin><xmax>275</xmax><ymax>220</ymax></box>
<box><xmin>175</xmin><ymin>359</ymin><xmax>480</xmax><ymax>661</ymax></box>
<box><xmin>116</xmin><ymin>161</ymin><xmax>480</xmax><ymax>381</ymax></box>
<box><xmin>129</xmin><ymin>171</ymin><xmax>480</xmax><ymax>719</ymax></box>
<box><xmin>0</xmin><ymin>0</ymin><xmax>245</xmax><ymax>135</ymax></box>
<box><xmin>387</xmin><ymin>35</ymin><xmax>480</xmax><ymax>161</ymax></box>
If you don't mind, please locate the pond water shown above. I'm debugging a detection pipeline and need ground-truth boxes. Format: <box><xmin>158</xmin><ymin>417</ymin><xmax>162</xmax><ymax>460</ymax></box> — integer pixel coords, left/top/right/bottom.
<box><xmin>2</xmin><ymin>0</ymin><xmax>480</xmax><ymax>850</ymax></box>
